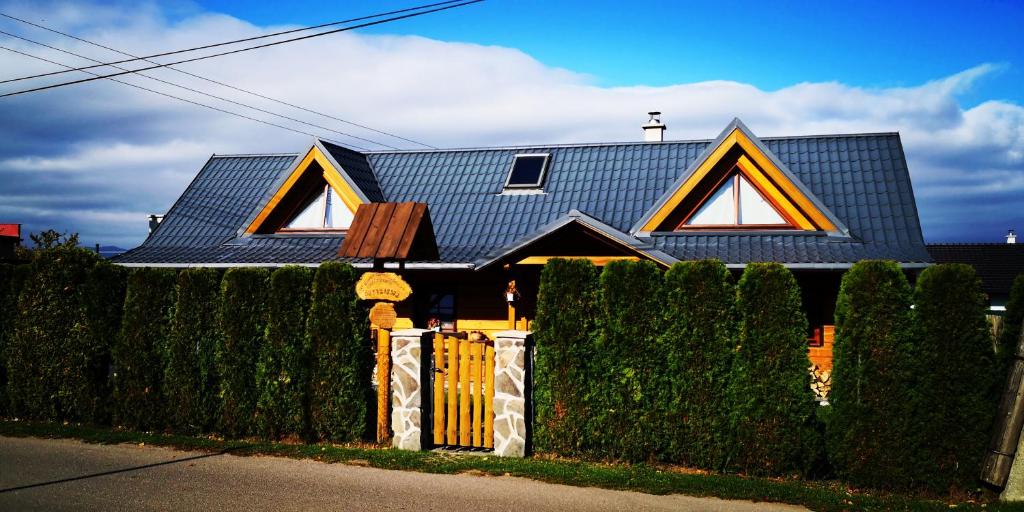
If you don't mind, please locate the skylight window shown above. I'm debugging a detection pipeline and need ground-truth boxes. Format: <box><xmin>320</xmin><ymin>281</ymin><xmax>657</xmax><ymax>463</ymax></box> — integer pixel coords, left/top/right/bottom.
<box><xmin>504</xmin><ymin>154</ymin><xmax>550</xmax><ymax>189</ymax></box>
<box><xmin>282</xmin><ymin>184</ymin><xmax>353</xmax><ymax>231</ymax></box>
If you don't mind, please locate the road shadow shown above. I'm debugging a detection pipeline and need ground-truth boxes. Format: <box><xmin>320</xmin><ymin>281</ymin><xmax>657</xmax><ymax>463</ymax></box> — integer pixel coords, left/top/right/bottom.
<box><xmin>0</xmin><ymin>446</ymin><xmax>245</xmax><ymax>493</ymax></box>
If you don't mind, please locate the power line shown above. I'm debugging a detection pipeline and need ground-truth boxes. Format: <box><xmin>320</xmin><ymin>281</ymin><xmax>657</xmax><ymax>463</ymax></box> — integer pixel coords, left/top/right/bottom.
<box><xmin>0</xmin><ymin>11</ymin><xmax>437</xmax><ymax>149</ymax></box>
<box><xmin>0</xmin><ymin>45</ymin><xmax>370</xmax><ymax>150</ymax></box>
<box><xmin>0</xmin><ymin>29</ymin><xmax>401</xmax><ymax>149</ymax></box>
<box><xmin>0</xmin><ymin>0</ymin><xmax>465</xmax><ymax>84</ymax></box>
<box><xmin>0</xmin><ymin>0</ymin><xmax>484</xmax><ymax>98</ymax></box>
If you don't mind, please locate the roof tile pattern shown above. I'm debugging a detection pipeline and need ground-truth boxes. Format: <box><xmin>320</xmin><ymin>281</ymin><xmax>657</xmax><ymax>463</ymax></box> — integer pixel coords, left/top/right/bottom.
<box><xmin>116</xmin><ymin>133</ymin><xmax>930</xmax><ymax>266</ymax></box>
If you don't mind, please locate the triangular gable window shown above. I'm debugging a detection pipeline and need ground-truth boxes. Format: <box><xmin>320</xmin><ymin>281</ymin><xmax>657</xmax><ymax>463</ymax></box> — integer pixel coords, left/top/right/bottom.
<box><xmin>683</xmin><ymin>171</ymin><xmax>789</xmax><ymax>228</ymax></box>
<box><xmin>246</xmin><ymin>146</ymin><xmax>364</xmax><ymax>234</ymax></box>
<box><xmin>636</xmin><ymin>122</ymin><xmax>840</xmax><ymax>234</ymax></box>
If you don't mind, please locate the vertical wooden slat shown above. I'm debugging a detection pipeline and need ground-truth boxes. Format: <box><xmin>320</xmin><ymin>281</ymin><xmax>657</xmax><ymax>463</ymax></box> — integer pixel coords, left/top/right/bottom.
<box><xmin>484</xmin><ymin>342</ymin><xmax>495</xmax><ymax>449</ymax></box>
<box><xmin>508</xmin><ymin>303</ymin><xmax>515</xmax><ymax>330</ymax></box>
<box><xmin>375</xmin><ymin>329</ymin><xmax>391</xmax><ymax>443</ymax></box>
<box><xmin>432</xmin><ymin>332</ymin><xmax>445</xmax><ymax>446</ymax></box>
<box><xmin>446</xmin><ymin>336</ymin><xmax>458</xmax><ymax>446</ymax></box>
<box><xmin>459</xmin><ymin>338</ymin><xmax>471</xmax><ymax>446</ymax></box>
<box><xmin>471</xmin><ymin>341</ymin><xmax>483</xmax><ymax>447</ymax></box>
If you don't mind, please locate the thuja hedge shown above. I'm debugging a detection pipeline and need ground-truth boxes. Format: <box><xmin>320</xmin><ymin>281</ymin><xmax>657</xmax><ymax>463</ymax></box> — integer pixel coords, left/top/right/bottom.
<box><xmin>218</xmin><ymin>268</ymin><xmax>269</xmax><ymax>438</ymax></box>
<box><xmin>828</xmin><ymin>260</ymin><xmax>915</xmax><ymax>488</ymax></box>
<box><xmin>726</xmin><ymin>262</ymin><xmax>819</xmax><ymax>476</ymax></box>
<box><xmin>998</xmin><ymin>275</ymin><xmax>1024</xmax><ymax>372</ymax></box>
<box><xmin>591</xmin><ymin>260</ymin><xmax>665</xmax><ymax>462</ymax></box>
<box><xmin>911</xmin><ymin>264</ymin><xmax>997</xmax><ymax>491</ymax></box>
<box><xmin>165</xmin><ymin>268</ymin><xmax>222</xmax><ymax>434</ymax></box>
<box><xmin>0</xmin><ymin>264</ymin><xmax>18</xmax><ymax>416</ymax></box>
<box><xmin>256</xmin><ymin>266</ymin><xmax>314</xmax><ymax>440</ymax></box>
<box><xmin>7</xmin><ymin>248</ymin><xmax>106</xmax><ymax>422</ymax></box>
<box><xmin>308</xmin><ymin>262</ymin><xmax>369</xmax><ymax>442</ymax></box>
<box><xmin>114</xmin><ymin>267</ymin><xmax>176</xmax><ymax>430</ymax></box>
<box><xmin>82</xmin><ymin>261</ymin><xmax>129</xmax><ymax>424</ymax></box>
<box><xmin>533</xmin><ymin>258</ymin><xmax>599</xmax><ymax>456</ymax></box>
<box><xmin>660</xmin><ymin>260</ymin><xmax>734</xmax><ymax>469</ymax></box>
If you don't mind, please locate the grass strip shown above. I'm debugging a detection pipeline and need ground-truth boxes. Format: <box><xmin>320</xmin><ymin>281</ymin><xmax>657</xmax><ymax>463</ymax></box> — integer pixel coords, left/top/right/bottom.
<box><xmin>2</xmin><ymin>420</ymin><xmax>1022</xmax><ymax>512</ymax></box>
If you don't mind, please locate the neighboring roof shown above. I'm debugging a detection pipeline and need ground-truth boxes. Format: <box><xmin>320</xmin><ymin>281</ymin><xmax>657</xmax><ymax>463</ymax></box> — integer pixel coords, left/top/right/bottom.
<box><xmin>338</xmin><ymin>202</ymin><xmax>439</xmax><ymax>260</ymax></box>
<box><xmin>927</xmin><ymin>244</ymin><xmax>1024</xmax><ymax>296</ymax></box>
<box><xmin>0</xmin><ymin>224</ymin><xmax>19</xmax><ymax>238</ymax></box>
<box><xmin>116</xmin><ymin>122</ymin><xmax>931</xmax><ymax>268</ymax></box>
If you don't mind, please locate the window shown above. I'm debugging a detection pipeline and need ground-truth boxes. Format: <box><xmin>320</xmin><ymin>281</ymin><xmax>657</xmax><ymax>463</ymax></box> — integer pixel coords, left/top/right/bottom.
<box><xmin>504</xmin><ymin>154</ymin><xmax>550</xmax><ymax>189</ymax></box>
<box><xmin>425</xmin><ymin>292</ymin><xmax>456</xmax><ymax>332</ymax></box>
<box><xmin>281</xmin><ymin>184</ymin><xmax>354</xmax><ymax>231</ymax></box>
<box><xmin>681</xmin><ymin>172</ymin><xmax>789</xmax><ymax>228</ymax></box>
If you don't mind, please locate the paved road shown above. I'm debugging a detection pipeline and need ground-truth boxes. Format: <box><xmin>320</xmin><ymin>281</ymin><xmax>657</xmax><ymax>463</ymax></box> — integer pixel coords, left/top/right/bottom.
<box><xmin>0</xmin><ymin>436</ymin><xmax>806</xmax><ymax>511</ymax></box>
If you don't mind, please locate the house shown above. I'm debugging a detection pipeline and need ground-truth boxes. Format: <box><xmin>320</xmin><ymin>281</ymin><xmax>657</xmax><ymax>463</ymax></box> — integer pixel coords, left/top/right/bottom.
<box><xmin>928</xmin><ymin>232</ymin><xmax>1024</xmax><ymax>313</ymax></box>
<box><xmin>0</xmin><ymin>224</ymin><xmax>21</xmax><ymax>262</ymax></box>
<box><xmin>114</xmin><ymin>117</ymin><xmax>932</xmax><ymax>387</ymax></box>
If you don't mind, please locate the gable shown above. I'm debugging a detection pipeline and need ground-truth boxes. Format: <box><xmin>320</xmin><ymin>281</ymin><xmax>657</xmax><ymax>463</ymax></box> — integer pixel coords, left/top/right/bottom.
<box><xmin>245</xmin><ymin>145</ymin><xmax>366</xmax><ymax>234</ymax></box>
<box><xmin>633</xmin><ymin>120</ymin><xmax>845</xmax><ymax>235</ymax></box>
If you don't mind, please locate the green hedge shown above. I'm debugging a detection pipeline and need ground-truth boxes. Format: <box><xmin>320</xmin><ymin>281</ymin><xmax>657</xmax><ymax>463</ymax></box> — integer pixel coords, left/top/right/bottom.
<box><xmin>827</xmin><ymin>260</ymin><xmax>915</xmax><ymax>488</ymax></box>
<box><xmin>0</xmin><ymin>264</ymin><xmax>17</xmax><ymax>416</ymax></box>
<box><xmin>165</xmin><ymin>268</ymin><xmax>222</xmax><ymax>433</ymax></box>
<box><xmin>256</xmin><ymin>266</ymin><xmax>314</xmax><ymax>440</ymax></box>
<box><xmin>660</xmin><ymin>260</ymin><xmax>735</xmax><ymax>469</ymax></box>
<box><xmin>911</xmin><ymin>263</ymin><xmax>997</xmax><ymax>491</ymax></box>
<box><xmin>533</xmin><ymin>258</ymin><xmax>600</xmax><ymax>456</ymax></box>
<box><xmin>307</xmin><ymin>263</ymin><xmax>369</xmax><ymax>442</ymax></box>
<box><xmin>590</xmin><ymin>260</ymin><xmax>665</xmax><ymax>462</ymax></box>
<box><xmin>113</xmin><ymin>268</ymin><xmax>176</xmax><ymax>430</ymax></box>
<box><xmin>8</xmin><ymin>248</ymin><xmax>102</xmax><ymax>421</ymax></box>
<box><xmin>82</xmin><ymin>261</ymin><xmax>128</xmax><ymax>424</ymax></box>
<box><xmin>998</xmin><ymin>275</ymin><xmax>1024</xmax><ymax>373</ymax></box>
<box><xmin>2</xmin><ymin>264</ymin><xmax>30</xmax><ymax>416</ymax></box>
<box><xmin>218</xmin><ymin>268</ymin><xmax>269</xmax><ymax>438</ymax></box>
<box><xmin>726</xmin><ymin>263</ymin><xmax>819</xmax><ymax>476</ymax></box>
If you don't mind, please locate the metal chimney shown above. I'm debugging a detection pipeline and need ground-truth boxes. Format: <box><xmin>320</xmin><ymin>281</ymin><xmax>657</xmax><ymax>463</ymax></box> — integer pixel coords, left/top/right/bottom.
<box><xmin>642</xmin><ymin>111</ymin><xmax>666</xmax><ymax>142</ymax></box>
<box><xmin>1008</xmin><ymin>229</ymin><xmax>1017</xmax><ymax>244</ymax></box>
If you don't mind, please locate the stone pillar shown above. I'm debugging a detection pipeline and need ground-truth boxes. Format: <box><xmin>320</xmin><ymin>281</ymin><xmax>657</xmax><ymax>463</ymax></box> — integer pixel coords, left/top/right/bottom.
<box><xmin>390</xmin><ymin>329</ymin><xmax>430</xmax><ymax>451</ymax></box>
<box><xmin>492</xmin><ymin>330</ymin><xmax>531</xmax><ymax>457</ymax></box>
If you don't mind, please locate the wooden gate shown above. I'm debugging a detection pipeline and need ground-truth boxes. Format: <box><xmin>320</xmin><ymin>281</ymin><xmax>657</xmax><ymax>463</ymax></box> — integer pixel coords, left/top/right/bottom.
<box><xmin>429</xmin><ymin>332</ymin><xmax>495</xmax><ymax>449</ymax></box>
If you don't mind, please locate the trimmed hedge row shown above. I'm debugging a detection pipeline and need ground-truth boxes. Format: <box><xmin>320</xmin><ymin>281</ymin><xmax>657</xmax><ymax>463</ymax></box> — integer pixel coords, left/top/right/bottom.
<box><xmin>4</xmin><ymin>258</ymin><xmax>372</xmax><ymax>443</ymax></box>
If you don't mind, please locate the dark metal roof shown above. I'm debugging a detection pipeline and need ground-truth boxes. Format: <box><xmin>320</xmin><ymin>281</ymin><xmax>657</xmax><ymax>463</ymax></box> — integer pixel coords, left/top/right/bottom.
<box><xmin>116</xmin><ymin>126</ymin><xmax>931</xmax><ymax>268</ymax></box>
<box><xmin>927</xmin><ymin>244</ymin><xmax>1024</xmax><ymax>296</ymax></box>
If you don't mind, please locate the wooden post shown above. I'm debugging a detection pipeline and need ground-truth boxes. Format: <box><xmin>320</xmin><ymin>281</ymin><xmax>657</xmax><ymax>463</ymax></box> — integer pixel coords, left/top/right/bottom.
<box><xmin>375</xmin><ymin>328</ymin><xmax>391</xmax><ymax>443</ymax></box>
<box><xmin>432</xmin><ymin>332</ymin><xmax>445</xmax><ymax>446</ymax></box>
<box><xmin>459</xmin><ymin>338</ymin><xmax>471</xmax><ymax>446</ymax></box>
<box><xmin>471</xmin><ymin>340</ymin><xmax>484</xmax><ymax>447</ymax></box>
<box><xmin>446</xmin><ymin>336</ymin><xmax>459</xmax><ymax>445</ymax></box>
<box><xmin>484</xmin><ymin>342</ymin><xmax>495</xmax><ymax>448</ymax></box>
<box><xmin>507</xmin><ymin>303</ymin><xmax>516</xmax><ymax>330</ymax></box>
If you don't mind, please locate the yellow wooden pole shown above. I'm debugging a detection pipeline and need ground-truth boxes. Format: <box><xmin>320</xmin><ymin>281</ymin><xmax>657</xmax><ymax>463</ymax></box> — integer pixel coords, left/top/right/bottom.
<box><xmin>459</xmin><ymin>338</ymin><xmax>471</xmax><ymax>446</ymax></box>
<box><xmin>471</xmin><ymin>340</ymin><xmax>483</xmax><ymax>447</ymax></box>
<box><xmin>484</xmin><ymin>342</ymin><xmax>495</xmax><ymax>449</ymax></box>
<box><xmin>375</xmin><ymin>328</ymin><xmax>391</xmax><ymax>443</ymax></box>
<box><xmin>507</xmin><ymin>303</ymin><xmax>515</xmax><ymax>330</ymax></box>
<box><xmin>446</xmin><ymin>336</ymin><xmax>459</xmax><ymax>445</ymax></box>
<box><xmin>432</xmin><ymin>332</ymin><xmax>445</xmax><ymax>446</ymax></box>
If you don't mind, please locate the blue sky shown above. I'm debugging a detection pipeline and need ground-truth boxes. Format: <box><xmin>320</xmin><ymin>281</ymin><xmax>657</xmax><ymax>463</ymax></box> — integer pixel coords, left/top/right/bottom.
<box><xmin>0</xmin><ymin>0</ymin><xmax>1022</xmax><ymax>248</ymax></box>
<box><xmin>194</xmin><ymin>0</ymin><xmax>1024</xmax><ymax>106</ymax></box>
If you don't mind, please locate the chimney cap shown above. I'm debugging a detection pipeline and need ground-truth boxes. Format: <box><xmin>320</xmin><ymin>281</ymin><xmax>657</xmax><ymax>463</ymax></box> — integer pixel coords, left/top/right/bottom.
<box><xmin>1008</xmin><ymin>229</ymin><xmax>1017</xmax><ymax>244</ymax></box>
<box><xmin>642</xmin><ymin>111</ymin><xmax>666</xmax><ymax>142</ymax></box>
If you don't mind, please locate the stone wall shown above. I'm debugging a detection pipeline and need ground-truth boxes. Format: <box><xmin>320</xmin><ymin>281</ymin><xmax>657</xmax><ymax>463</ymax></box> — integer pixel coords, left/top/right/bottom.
<box><xmin>390</xmin><ymin>329</ymin><xmax>430</xmax><ymax>451</ymax></box>
<box><xmin>492</xmin><ymin>330</ymin><xmax>531</xmax><ymax>457</ymax></box>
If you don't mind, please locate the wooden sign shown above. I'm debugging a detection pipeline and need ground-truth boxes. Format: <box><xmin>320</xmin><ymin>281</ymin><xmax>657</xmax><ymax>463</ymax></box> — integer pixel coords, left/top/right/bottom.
<box><xmin>356</xmin><ymin>272</ymin><xmax>412</xmax><ymax>302</ymax></box>
<box><xmin>369</xmin><ymin>302</ymin><xmax>398</xmax><ymax>329</ymax></box>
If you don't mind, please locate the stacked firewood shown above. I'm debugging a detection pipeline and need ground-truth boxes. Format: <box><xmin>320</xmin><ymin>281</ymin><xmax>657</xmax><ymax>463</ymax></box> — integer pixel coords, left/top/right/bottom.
<box><xmin>809</xmin><ymin>364</ymin><xmax>832</xmax><ymax>402</ymax></box>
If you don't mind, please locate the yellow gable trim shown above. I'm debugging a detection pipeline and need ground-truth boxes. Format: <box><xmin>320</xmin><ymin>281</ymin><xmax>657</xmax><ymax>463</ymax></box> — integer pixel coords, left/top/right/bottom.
<box><xmin>245</xmin><ymin>146</ymin><xmax>364</xmax><ymax>234</ymax></box>
<box><xmin>639</xmin><ymin>128</ymin><xmax>835</xmax><ymax>232</ymax></box>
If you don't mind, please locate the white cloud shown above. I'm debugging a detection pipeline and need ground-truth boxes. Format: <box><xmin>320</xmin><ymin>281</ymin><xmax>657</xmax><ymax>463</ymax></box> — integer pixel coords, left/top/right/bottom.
<box><xmin>0</xmin><ymin>0</ymin><xmax>1021</xmax><ymax>247</ymax></box>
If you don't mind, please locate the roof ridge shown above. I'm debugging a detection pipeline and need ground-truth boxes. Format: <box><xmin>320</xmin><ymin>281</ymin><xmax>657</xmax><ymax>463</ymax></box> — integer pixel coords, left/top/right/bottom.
<box><xmin>359</xmin><ymin>132</ymin><xmax>901</xmax><ymax>155</ymax></box>
<box><xmin>211</xmin><ymin>152</ymin><xmax>300</xmax><ymax>158</ymax></box>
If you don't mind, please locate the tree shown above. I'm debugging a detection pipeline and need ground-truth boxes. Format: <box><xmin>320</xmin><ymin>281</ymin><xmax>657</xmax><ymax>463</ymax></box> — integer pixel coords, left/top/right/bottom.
<box><xmin>307</xmin><ymin>263</ymin><xmax>369</xmax><ymax>442</ymax></box>
<box><xmin>827</xmin><ymin>260</ymin><xmax>915</xmax><ymax>488</ymax></box>
<box><xmin>218</xmin><ymin>267</ymin><xmax>269</xmax><ymax>438</ymax></box>
<box><xmin>533</xmin><ymin>258</ymin><xmax>600</xmax><ymax>456</ymax></box>
<box><xmin>14</xmin><ymin>229</ymin><xmax>80</xmax><ymax>261</ymax></box>
<box><xmin>165</xmin><ymin>268</ymin><xmax>222</xmax><ymax>433</ymax></box>
<box><xmin>660</xmin><ymin>260</ymin><xmax>734</xmax><ymax>468</ymax></box>
<box><xmin>726</xmin><ymin>263</ymin><xmax>819</xmax><ymax>475</ymax></box>
<box><xmin>256</xmin><ymin>266</ymin><xmax>314</xmax><ymax>439</ymax></box>
<box><xmin>912</xmin><ymin>263</ymin><xmax>997</xmax><ymax>492</ymax></box>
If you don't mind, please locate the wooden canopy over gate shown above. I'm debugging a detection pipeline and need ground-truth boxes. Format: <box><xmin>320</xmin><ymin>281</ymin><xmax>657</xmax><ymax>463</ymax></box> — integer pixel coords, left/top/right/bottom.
<box><xmin>338</xmin><ymin>202</ymin><xmax>439</xmax><ymax>262</ymax></box>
